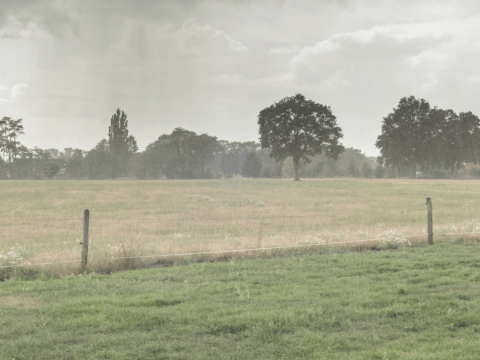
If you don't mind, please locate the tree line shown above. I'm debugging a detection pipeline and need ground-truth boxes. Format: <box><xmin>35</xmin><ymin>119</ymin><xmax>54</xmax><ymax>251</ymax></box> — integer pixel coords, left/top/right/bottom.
<box><xmin>376</xmin><ymin>96</ymin><xmax>480</xmax><ymax>178</ymax></box>
<box><xmin>0</xmin><ymin>107</ymin><xmax>374</xmax><ymax>180</ymax></box>
<box><xmin>3</xmin><ymin>93</ymin><xmax>475</xmax><ymax>180</ymax></box>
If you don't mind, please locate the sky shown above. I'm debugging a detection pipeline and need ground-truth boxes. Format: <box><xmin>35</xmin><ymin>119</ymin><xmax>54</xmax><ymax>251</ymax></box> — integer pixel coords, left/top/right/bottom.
<box><xmin>2</xmin><ymin>0</ymin><xmax>480</xmax><ymax>156</ymax></box>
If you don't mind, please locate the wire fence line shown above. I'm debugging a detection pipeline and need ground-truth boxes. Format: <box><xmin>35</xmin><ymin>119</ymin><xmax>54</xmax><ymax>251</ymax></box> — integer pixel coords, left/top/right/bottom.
<box><xmin>0</xmin><ymin>234</ymin><xmax>427</xmax><ymax>269</ymax></box>
<box><xmin>3</xmin><ymin>232</ymin><xmax>480</xmax><ymax>270</ymax></box>
<box><xmin>3</xmin><ymin>197</ymin><xmax>480</xmax><ymax>270</ymax></box>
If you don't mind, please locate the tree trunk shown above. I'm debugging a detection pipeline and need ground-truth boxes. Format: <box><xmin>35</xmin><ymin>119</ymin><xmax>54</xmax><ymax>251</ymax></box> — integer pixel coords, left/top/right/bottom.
<box><xmin>412</xmin><ymin>162</ymin><xmax>416</xmax><ymax>179</ymax></box>
<box><xmin>450</xmin><ymin>163</ymin><xmax>456</xmax><ymax>177</ymax></box>
<box><xmin>293</xmin><ymin>158</ymin><xmax>300</xmax><ymax>181</ymax></box>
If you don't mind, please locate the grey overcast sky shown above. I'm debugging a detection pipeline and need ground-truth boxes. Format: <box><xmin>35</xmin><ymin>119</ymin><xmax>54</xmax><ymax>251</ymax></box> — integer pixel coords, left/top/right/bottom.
<box><xmin>2</xmin><ymin>0</ymin><xmax>480</xmax><ymax>156</ymax></box>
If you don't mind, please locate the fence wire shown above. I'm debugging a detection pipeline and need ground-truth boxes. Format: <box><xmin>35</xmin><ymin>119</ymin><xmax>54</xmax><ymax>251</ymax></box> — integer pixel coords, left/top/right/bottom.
<box><xmin>3</xmin><ymin>200</ymin><xmax>480</xmax><ymax>270</ymax></box>
<box><xmin>3</xmin><ymin>231</ymin><xmax>480</xmax><ymax>270</ymax></box>
<box><xmin>0</xmin><ymin>234</ymin><xmax>427</xmax><ymax>269</ymax></box>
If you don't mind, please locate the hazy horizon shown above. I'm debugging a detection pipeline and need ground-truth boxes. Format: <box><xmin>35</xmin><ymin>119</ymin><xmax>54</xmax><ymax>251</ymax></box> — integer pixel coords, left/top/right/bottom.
<box><xmin>2</xmin><ymin>0</ymin><xmax>480</xmax><ymax>156</ymax></box>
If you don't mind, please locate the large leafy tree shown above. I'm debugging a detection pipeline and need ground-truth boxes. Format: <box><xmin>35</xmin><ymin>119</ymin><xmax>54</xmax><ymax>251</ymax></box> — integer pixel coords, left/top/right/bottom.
<box><xmin>376</xmin><ymin>96</ymin><xmax>431</xmax><ymax>178</ymax></box>
<box><xmin>145</xmin><ymin>129</ymin><xmax>221</xmax><ymax>179</ymax></box>
<box><xmin>258</xmin><ymin>94</ymin><xmax>344</xmax><ymax>181</ymax></box>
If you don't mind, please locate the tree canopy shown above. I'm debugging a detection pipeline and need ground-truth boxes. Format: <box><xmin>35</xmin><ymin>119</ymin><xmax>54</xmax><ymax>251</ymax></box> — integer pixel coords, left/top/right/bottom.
<box><xmin>375</xmin><ymin>96</ymin><xmax>430</xmax><ymax>178</ymax></box>
<box><xmin>258</xmin><ymin>94</ymin><xmax>344</xmax><ymax>180</ymax></box>
<box><xmin>376</xmin><ymin>96</ymin><xmax>480</xmax><ymax>177</ymax></box>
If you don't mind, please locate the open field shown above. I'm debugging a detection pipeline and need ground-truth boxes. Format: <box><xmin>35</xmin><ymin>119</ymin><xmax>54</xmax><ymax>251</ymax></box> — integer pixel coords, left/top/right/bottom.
<box><xmin>2</xmin><ymin>241</ymin><xmax>480</xmax><ymax>359</ymax></box>
<box><xmin>2</xmin><ymin>178</ymin><xmax>480</xmax><ymax>276</ymax></box>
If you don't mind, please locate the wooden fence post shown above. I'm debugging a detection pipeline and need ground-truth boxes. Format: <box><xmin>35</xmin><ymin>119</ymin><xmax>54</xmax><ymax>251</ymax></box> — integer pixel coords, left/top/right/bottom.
<box><xmin>426</xmin><ymin>198</ymin><xmax>433</xmax><ymax>245</ymax></box>
<box><xmin>81</xmin><ymin>209</ymin><xmax>89</xmax><ymax>270</ymax></box>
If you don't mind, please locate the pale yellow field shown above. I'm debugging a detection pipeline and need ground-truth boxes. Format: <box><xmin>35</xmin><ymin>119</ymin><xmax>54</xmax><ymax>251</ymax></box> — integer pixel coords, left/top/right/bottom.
<box><xmin>1</xmin><ymin>178</ymin><xmax>480</xmax><ymax>274</ymax></box>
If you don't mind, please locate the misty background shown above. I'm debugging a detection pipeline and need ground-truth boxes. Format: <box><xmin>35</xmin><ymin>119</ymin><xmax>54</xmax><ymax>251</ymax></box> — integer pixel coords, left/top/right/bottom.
<box><xmin>2</xmin><ymin>0</ymin><xmax>480</xmax><ymax>179</ymax></box>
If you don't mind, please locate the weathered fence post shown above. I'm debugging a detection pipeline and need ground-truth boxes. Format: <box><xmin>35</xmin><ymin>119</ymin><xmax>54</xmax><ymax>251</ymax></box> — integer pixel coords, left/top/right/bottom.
<box><xmin>426</xmin><ymin>198</ymin><xmax>433</xmax><ymax>245</ymax></box>
<box><xmin>81</xmin><ymin>209</ymin><xmax>89</xmax><ymax>270</ymax></box>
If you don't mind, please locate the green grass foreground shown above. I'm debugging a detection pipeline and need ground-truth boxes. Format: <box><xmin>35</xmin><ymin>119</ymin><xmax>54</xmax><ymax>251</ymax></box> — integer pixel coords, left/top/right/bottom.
<box><xmin>2</xmin><ymin>241</ymin><xmax>480</xmax><ymax>359</ymax></box>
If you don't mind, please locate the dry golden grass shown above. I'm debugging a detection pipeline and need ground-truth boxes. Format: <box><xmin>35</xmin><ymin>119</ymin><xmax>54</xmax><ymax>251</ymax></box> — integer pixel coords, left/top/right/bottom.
<box><xmin>1</xmin><ymin>177</ymin><xmax>480</xmax><ymax>276</ymax></box>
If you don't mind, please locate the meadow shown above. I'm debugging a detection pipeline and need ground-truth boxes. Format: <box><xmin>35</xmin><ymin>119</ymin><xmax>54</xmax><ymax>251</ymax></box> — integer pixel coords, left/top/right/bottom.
<box><xmin>1</xmin><ymin>178</ymin><xmax>480</xmax><ymax>276</ymax></box>
<box><xmin>2</xmin><ymin>241</ymin><xmax>480</xmax><ymax>359</ymax></box>
<box><xmin>2</xmin><ymin>179</ymin><xmax>480</xmax><ymax>359</ymax></box>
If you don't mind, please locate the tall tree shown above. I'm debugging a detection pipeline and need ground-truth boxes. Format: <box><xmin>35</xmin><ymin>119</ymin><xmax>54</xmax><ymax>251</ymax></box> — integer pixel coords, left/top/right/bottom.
<box><xmin>376</xmin><ymin>96</ymin><xmax>430</xmax><ymax>178</ymax></box>
<box><xmin>108</xmin><ymin>109</ymin><xmax>136</xmax><ymax>178</ymax></box>
<box><xmin>258</xmin><ymin>94</ymin><xmax>344</xmax><ymax>181</ymax></box>
<box><xmin>0</xmin><ymin>117</ymin><xmax>24</xmax><ymax>178</ymax></box>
